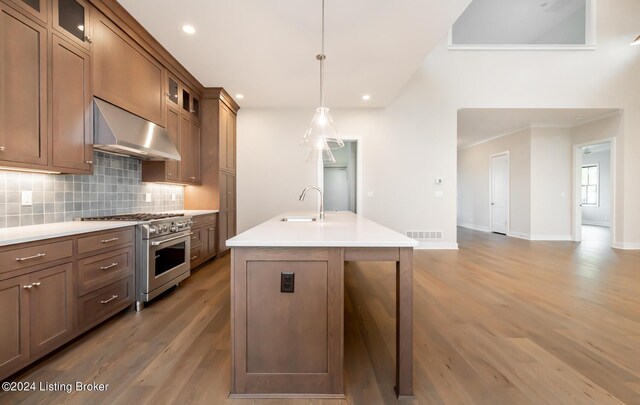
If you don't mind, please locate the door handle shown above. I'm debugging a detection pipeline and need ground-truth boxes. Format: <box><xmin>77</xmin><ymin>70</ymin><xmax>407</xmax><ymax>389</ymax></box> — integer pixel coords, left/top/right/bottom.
<box><xmin>151</xmin><ymin>232</ymin><xmax>192</xmax><ymax>246</ymax></box>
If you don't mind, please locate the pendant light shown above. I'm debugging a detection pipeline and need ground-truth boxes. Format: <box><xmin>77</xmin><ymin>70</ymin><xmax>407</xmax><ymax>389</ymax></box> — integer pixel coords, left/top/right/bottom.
<box><xmin>301</xmin><ymin>0</ymin><xmax>344</xmax><ymax>162</ymax></box>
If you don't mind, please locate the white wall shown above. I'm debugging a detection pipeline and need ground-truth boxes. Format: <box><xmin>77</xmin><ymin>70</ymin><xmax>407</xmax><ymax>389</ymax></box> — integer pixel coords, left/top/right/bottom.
<box><xmin>582</xmin><ymin>149</ymin><xmax>611</xmax><ymax>226</ymax></box>
<box><xmin>237</xmin><ymin>0</ymin><xmax>640</xmax><ymax>248</ymax></box>
<box><xmin>529</xmin><ymin>127</ymin><xmax>573</xmax><ymax>239</ymax></box>
<box><xmin>457</xmin><ymin>128</ymin><xmax>531</xmax><ymax>236</ymax></box>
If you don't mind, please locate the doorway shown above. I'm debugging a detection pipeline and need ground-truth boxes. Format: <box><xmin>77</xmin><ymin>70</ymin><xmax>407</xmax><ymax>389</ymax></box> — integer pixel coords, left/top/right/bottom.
<box><xmin>490</xmin><ymin>152</ymin><xmax>509</xmax><ymax>234</ymax></box>
<box><xmin>573</xmin><ymin>140</ymin><xmax>614</xmax><ymax>246</ymax></box>
<box><xmin>320</xmin><ymin>140</ymin><xmax>359</xmax><ymax>213</ymax></box>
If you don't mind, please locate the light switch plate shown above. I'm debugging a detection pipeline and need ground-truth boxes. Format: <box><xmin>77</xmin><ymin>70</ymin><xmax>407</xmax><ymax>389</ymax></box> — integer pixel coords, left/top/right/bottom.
<box><xmin>21</xmin><ymin>191</ymin><xmax>33</xmax><ymax>206</ymax></box>
<box><xmin>145</xmin><ymin>193</ymin><xmax>152</xmax><ymax>203</ymax></box>
<box><xmin>367</xmin><ymin>191</ymin><xmax>374</xmax><ymax>198</ymax></box>
<box><xmin>171</xmin><ymin>193</ymin><xmax>176</xmax><ymax>202</ymax></box>
<box><xmin>434</xmin><ymin>190</ymin><xmax>444</xmax><ymax>198</ymax></box>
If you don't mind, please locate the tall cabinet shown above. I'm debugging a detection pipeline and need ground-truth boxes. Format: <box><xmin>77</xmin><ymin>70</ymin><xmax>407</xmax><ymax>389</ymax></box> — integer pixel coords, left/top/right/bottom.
<box><xmin>184</xmin><ymin>88</ymin><xmax>239</xmax><ymax>255</ymax></box>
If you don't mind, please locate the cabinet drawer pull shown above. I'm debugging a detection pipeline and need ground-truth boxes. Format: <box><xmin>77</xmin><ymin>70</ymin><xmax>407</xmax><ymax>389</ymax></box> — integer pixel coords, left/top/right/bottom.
<box><xmin>101</xmin><ymin>237</ymin><xmax>119</xmax><ymax>243</ymax></box>
<box><xmin>32</xmin><ymin>282</ymin><xmax>41</xmax><ymax>287</ymax></box>
<box><xmin>16</xmin><ymin>253</ymin><xmax>46</xmax><ymax>262</ymax></box>
<box><xmin>208</xmin><ymin>228</ymin><xmax>214</xmax><ymax>231</ymax></box>
<box><xmin>100</xmin><ymin>262</ymin><xmax>118</xmax><ymax>270</ymax></box>
<box><xmin>100</xmin><ymin>295</ymin><xmax>118</xmax><ymax>304</ymax></box>
<box><xmin>191</xmin><ymin>255</ymin><xmax>198</xmax><ymax>260</ymax></box>
<box><xmin>23</xmin><ymin>284</ymin><xmax>33</xmax><ymax>289</ymax></box>
<box><xmin>190</xmin><ymin>176</ymin><xmax>196</xmax><ymax>180</ymax></box>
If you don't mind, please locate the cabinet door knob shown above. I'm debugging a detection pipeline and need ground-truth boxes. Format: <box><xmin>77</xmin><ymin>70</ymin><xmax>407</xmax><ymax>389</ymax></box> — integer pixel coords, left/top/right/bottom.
<box><xmin>32</xmin><ymin>282</ymin><xmax>41</xmax><ymax>287</ymax></box>
<box><xmin>86</xmin><ymin>160</ymin><xmax>93</xmax><ymax>164</ymax></box>
<box><xmin>23</xmin><ymin>284</ymin><xmax>33</xmax><ymax>289</ymax></box>
<box><xmin>84</xmin><ymin>35</ymin><xmax>93</xmax><ymax>43</ymax></box>
<box><xmin>0</xmin><ymin>146</ymin><xmax>5</xmax><ymax>151</ymax></box>
<box><xmin>190</xmin><ymin>176</ymin><xmax>196</xmax><ymax>180</ymax></box>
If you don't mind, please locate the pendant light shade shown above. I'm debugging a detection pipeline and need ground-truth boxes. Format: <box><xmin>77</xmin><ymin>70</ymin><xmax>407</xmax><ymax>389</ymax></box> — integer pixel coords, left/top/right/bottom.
<box><xmin>301</xmin><ymin>0</ymin><xmax>344</xmax><ymax>162</ymax></box>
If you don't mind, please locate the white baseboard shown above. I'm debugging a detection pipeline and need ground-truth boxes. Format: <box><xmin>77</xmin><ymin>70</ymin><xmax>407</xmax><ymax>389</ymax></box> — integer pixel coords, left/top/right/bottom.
<box><xmin>507</xmin><ymin>231</ymin><xmax>531</xmax><ymax>240</ymax></box>
<box><xmin>529</xmin><ymin>234</ymin><xmax>573</xmax><ymax>241</ymax></box>
<box><xmin>612</xmin><ymin>241</ymin><xmax>640</xmax><ymax>250</ymax></box>
<box><xmin>582</xmin><ymin>220</ymin><xmax>610</xmax><ymax>227</ymax></box>
<box><xmin>458</xmin><ymin>223</ymin><xmax>490</xmax><ymax>232</ymax></box>
<box><xmin>415</xmin><ymin>241</ymin><xmax>459</xmax><ymax>250</ymax></box>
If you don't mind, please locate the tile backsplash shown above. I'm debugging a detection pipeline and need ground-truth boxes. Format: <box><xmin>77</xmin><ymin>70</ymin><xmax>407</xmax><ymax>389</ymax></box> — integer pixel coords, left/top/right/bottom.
<box><xmin>0</xmin><ymin>151</ymin><xmax>184</xmax><ymax>228</ymax></box>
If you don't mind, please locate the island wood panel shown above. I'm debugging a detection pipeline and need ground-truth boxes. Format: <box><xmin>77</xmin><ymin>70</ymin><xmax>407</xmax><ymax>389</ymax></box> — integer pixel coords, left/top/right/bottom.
<box><xmin>395</xmin><ymin>247</ymin><xmax>413</xmax><ymax>399</ymax></box>
<box><xmin>231</xmin><ymin>247</ymin><xmax>344</xmax><ymax>397</ymax></box>
<box><xmin>344</xmin><ymin>247</ymin><xmax>400</xmax><ymax>262</ymax></box>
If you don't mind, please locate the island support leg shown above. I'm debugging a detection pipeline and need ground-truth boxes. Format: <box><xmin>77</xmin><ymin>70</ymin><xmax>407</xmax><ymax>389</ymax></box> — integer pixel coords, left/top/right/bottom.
<box><xmin>395</xmin><ymin>247</ymin><xmax>413</xmax><ymax>399</ymax></box>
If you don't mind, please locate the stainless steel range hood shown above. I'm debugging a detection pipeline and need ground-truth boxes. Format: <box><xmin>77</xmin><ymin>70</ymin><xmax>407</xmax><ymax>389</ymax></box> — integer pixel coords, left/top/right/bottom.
<box><xmin>93</xmin><ymin>98</ymin><xmax>180</xmax><ymax>161</ymax></box>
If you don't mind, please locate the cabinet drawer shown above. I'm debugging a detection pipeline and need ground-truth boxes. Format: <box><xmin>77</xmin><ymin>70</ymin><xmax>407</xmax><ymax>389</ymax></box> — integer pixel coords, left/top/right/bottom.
<box><xmin>0</xmin><ymin>240</ymin><xmax>73</xmax><ymax>275</ymax></box>
<box><xmin>77</xmin><ymin>228</ymin><xmax>134</xmax><ymax>255</ymax></box>
<box><xmin>78</xmin><ymin>276</ymin><xmax>133</xmax><ymax>328</ymax></box>
<box><xmin>77</xmin><ymin>247</ymin><xmax>134</xmax><ymax>295</ymax></box>
<box><xmin>190</xmin><ymin>227</ymin><xmax>203</xmax><ymax>247</ymax></box>
<box><xmin>190</xmin><ymin>245</ymin><xmax>203</xmax><ymax>268</ymax></box>
<box><xmin>191</xmin><ymin>214</ymin><xmax>216</xmax><ymax>228</ymax></box>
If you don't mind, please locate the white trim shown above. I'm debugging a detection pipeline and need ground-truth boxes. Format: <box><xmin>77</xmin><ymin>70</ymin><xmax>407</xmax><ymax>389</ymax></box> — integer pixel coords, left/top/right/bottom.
<box><xmin>612</xmin><ymin>241</ymin><xmax>640</xmax><ymax>250</ymax></box>
<box><xmin>581</xmin><ymin>220</ymin><xmax>610</xmax><ymax>227</ymax></box>
<box><xmin>458</xmin><ymin>222</ymin><xmax>490</xmax><ymax>232</ymax></box>
<box><xmin>507</xmin><ymin>231</ymin><xmax>531</xmax><ymax>240</ymax></box>
<box><xmin>415</xmin><ymin>241</ymin><xmax>459</xmax><ymax>250</ymax></box>
<box><xmin>317</xmin><ymin>137</ymin><xmax>363</xmax><ymax>216</ymax></box>
<box><xmin>529</xmin><ymin>234</ymin><xmax>574</xmax><ymax>241</ymax></box>
<box><xmin>572</xmin><ymin>110</ymin><xmax>621</xmax><ymax>128</ymax></box>
<box><xmin>489</xmin><ymin>152</ymin><xmax>510</xmax><ymax>235</ymax></box>
<box><xmin>459</xmin><ymin>126</ymin><xmax>530</xmax><ymax>150</ymax></box>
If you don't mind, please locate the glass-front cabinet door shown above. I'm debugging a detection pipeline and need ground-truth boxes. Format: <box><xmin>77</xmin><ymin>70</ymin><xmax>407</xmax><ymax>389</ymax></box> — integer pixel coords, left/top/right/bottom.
<box><xmin>8</xmin><ymin>0</ymin><xmax>48</xmax><ymax>23</ymax></box>
<box><xmin>53</xmin><ymin>0</ymin><xmax>91</xmax><ymax>49</ymax></box>
<box><xmin>167</xmin><ymin>76</ymin><xmax>180</xmax><ymax>107</ymax></box>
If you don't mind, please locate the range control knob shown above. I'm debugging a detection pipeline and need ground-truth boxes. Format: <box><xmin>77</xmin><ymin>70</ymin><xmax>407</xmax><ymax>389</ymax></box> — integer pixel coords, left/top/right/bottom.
<box><xmin>170</xmin><ymin>225</ymin><xmax>178</xmax><ymax>232</ymax></box>
<box><xmin>177</xmin><ymin>222</ymin><xmax>184</xmax><ymax>229</ymax></box>
<box><xmin>149</xmin><ymin>226</ymin><xmax>158</xmax><ymax>235</ymax></box>
<box><xmin>162</xmin><ymin>225</ymin><xmax>169</xmax><ymax>232</ymax></box>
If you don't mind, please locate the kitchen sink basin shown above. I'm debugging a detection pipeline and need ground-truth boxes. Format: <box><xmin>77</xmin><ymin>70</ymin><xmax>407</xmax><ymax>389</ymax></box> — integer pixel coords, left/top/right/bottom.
<box><xmin>281</xmin><ymin>216</ymin><xmax>317</xmax><ymax>222</ymax></box>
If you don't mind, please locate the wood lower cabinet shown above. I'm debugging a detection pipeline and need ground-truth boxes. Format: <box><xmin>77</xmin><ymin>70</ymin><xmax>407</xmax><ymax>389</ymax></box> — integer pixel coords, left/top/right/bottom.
<box><xmin>50</xmin><ymin>35</ymin><xmax>92</xmax><ymax>173</ymax></box>
<box><xmin>189</xmin><ymin>213</ymin><xmax>217</xmax><ymax>269</ymax></box>
<box><xmin>219</xmin><ymin>172</ymin><xmax>236</xmax><ymax>254</ymax></box>
<box><xmin>0</xmin><ymin>3</ymin><xmax>48</xmax><ymax>169</ymax></box>
<box><xmin>0</xmin><ymin>275</ymin><xmax>30</xmax><ymax>378</ymax></box>
<box><xmin>28</xmin><ymin>263</ymin><xmax>74</xmax><ymax>356</ymax></box>
<box><xmin>0</xmin><ymin>226</ymin><xmax>135</xmax><ymax>381</ymax></box>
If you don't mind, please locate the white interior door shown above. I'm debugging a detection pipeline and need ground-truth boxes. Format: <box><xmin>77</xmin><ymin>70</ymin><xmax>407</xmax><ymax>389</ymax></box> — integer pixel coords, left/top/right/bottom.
<box><xmin>490</xmin><ymin>154</ymin><xmax>509</xmax><ymax>234</ymax></box>
<box><xmin>324</xmin><ymin>167</ymin><xmax>349</xmax><ymax>211</ymax></box>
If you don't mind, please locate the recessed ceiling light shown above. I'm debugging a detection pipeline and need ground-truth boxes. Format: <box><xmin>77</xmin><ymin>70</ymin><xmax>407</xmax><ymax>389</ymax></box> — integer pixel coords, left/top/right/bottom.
<box><xmin>182</xmin><ymin>25</ymin><xmax>196</xmax><ymax>34</ymax></box>
<box><xmin>362</xmin><ymin>94</ymin><xmax>371</xmax><ymax>101</ymax></box>
<box><xmin>235</xmin><ymin>94</ymin><xmax>244</xmax><ymax>100</ymax></box>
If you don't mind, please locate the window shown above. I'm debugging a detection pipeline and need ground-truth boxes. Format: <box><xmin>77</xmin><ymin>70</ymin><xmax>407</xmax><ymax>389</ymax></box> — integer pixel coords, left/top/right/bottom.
<box><xmin>449</xmin><ymin>0</ymin><xmax>596</xmax><ymax>50</ymax></box>
<box><xmin>581</xmin><ymin>164</ymin><xmax>598</xmax><ymax>206</ymax></box>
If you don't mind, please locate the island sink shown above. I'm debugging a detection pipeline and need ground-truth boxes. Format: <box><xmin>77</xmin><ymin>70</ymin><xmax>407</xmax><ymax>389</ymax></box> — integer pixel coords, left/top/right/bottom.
<box><xmin>281</xmin><ymin>216</ymin><xmax>317</xmax><ymax>222</ymax></box>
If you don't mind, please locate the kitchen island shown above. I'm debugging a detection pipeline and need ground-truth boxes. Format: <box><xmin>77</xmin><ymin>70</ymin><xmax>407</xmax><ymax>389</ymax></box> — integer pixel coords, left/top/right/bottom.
<box><xmin>227</xmin><ymin>211</ymin><xmax>418</xmax><ymax>399</ymax></box>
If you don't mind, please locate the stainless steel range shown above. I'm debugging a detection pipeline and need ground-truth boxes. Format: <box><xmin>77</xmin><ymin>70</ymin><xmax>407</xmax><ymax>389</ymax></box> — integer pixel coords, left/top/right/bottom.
<box><xmin>80</xmin><ymin>213</ymin><xmax>193</xmax><ymax>311</ymax></box>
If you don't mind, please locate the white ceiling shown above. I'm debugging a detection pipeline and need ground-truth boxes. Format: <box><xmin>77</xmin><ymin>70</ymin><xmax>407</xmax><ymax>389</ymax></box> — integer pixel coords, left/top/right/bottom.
<box><xmin>452</xmin><ymin>0</ymin><xmax>586</xmax><ymax>45</ymax></box>
<box><xmin>118</xmin><ymin>0</ymin><xmax>471</xmax><ymax>108</ymax></box>
<box><xmin>457</xmin><ymin>108</ymin><xmax>621</xmax><ymax>148</ymax></box>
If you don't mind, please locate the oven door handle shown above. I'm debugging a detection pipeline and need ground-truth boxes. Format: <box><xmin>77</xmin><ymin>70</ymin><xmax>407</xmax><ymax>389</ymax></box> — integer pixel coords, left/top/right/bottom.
<box><xmin>150</xmin><ymin>232</ymin><xmax>193</xmax><ymax>246</ymax></box>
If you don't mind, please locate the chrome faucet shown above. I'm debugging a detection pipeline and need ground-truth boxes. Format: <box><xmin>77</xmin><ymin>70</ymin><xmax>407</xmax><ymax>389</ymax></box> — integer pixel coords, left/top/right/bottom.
<box><xmin>299</xmin><ymin>186</ymin><xmax>324</xmax><ymax>219</ymax></box>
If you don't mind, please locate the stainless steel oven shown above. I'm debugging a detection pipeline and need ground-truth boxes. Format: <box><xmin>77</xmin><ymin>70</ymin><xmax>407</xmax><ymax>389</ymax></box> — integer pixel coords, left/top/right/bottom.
<box><xmin>136</xmin><ymin>217</ymin><xmax>193</xmax><ymax>310</ymax></box>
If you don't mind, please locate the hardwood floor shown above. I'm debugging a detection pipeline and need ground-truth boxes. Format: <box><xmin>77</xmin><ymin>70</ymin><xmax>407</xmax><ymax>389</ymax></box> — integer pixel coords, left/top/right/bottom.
<box><xmin>2</xmin><ymin>227</ymin><xmax>639</xmax><ymax>404</ymax></box>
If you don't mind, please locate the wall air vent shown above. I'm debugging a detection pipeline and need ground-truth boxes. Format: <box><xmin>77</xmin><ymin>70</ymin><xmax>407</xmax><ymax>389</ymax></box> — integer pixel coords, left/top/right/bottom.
<box><xmin>406</xmin><ymin>231</ymin><xmax>443</xmax><ymax>240</ymax></box>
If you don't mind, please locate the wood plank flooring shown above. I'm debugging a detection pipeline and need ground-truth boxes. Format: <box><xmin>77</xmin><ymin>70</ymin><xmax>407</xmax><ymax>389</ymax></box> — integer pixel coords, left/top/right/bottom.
<box><xmin>1</xmin><ymin>227</ymin><xmax>639</xmax><ymax>404</ymax></box>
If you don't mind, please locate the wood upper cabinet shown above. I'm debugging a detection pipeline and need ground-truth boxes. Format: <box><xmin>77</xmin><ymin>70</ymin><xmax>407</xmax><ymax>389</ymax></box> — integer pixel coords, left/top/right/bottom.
<box><xmin>28</xmin><ymin>263</ymin><xmax>74</xmax><ymax>356</ymax></box>
<box><xmin>178</xmin><ymin>115</ymin><xmax>201</xmax><ymax>185</ymax></box>
<box><xmin>0</xmin><ymin>275</ymin><xmax>30</xmax><ymax>377</ymax></box>
<box><xmin>190</xmin><ymin>120</ymin><xmax>201</xmax><ymax>184</ymax></box>
<box><xmin>92</xmin><ymin>11</ymin><xmax>165</xmax><ymax>126</ymax></box>
<box><xmin>165</xmin><ymin>106</ymin><xmax>180</xmax><ymax>181</ymax></box>
<box><xmin>50</xmin><ymin>35</ymin><xmax>92</xmax><ymax>173</ymax></box>
<box><xmin>52</xmin><ymin>0</ymin><xmax>91</xmax><ymax>50</ymax></box>
<box><xmin>219</xmin><ymin>105</ymin><xmax>236</xmax><ymax>174</ymax></box>
<box><xmin>0</xmin><ymin>4</ymin><xmax>48</xmax><ymax>168</ymax></box>
<box><xmin>5</xmin><ymin>0</ymin><xmax>48</xmax><ymax>24</ymax></box>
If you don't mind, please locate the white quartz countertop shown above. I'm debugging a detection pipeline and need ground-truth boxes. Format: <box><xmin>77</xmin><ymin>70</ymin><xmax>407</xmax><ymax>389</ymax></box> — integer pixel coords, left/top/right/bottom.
<box><xmin>172</xmin><ymin>210</ymin><xmax>219</xmax><ymax>216</ymax></box>
<box><xmin>0</xmin><ymin>221</ymin><xmax>139</xmax><ymax>247</ymax></box>
<box><xmin>227</xmin><ymin>211</ymin><xmax>419</xmax><ymax>248</ymax></box>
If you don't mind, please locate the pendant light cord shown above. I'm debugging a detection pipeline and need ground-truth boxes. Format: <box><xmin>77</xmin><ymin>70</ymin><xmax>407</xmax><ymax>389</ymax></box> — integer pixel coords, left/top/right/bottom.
<box><xmin>318</xmin><ymin>0</ymin><xmax>325</xmax><ymax>108</ymax></box>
